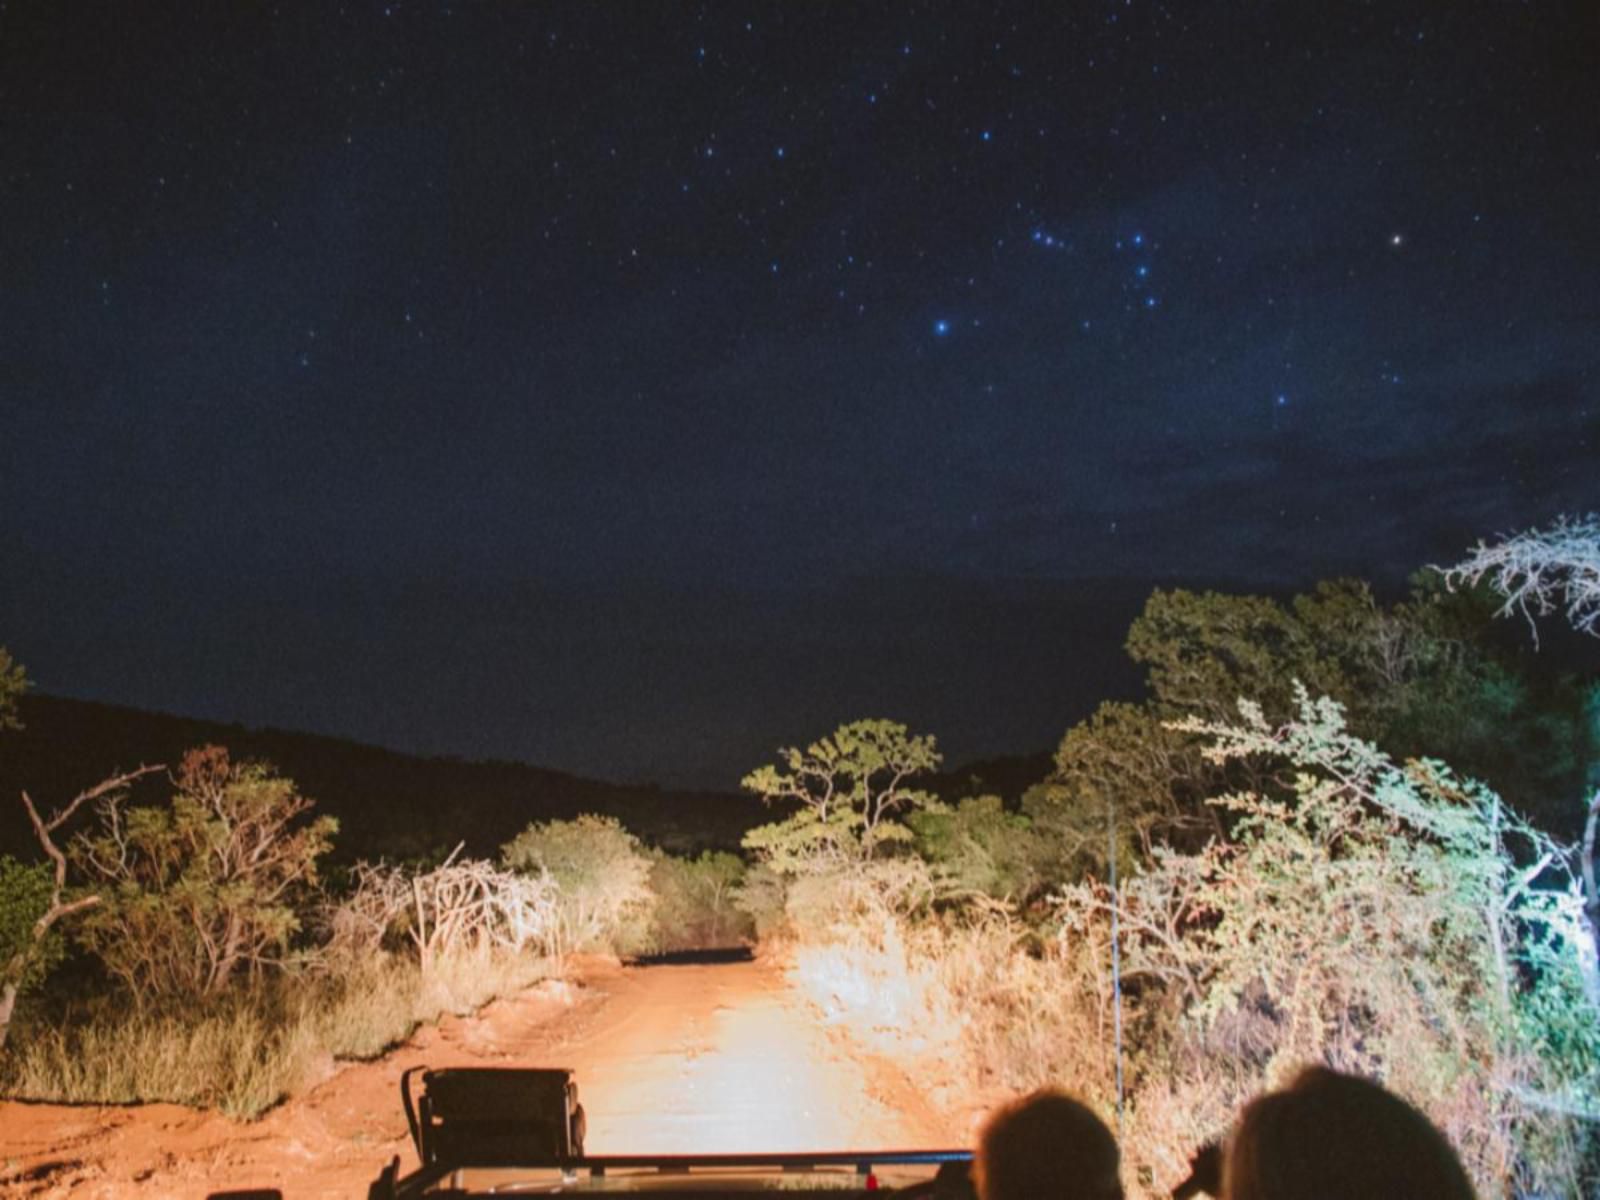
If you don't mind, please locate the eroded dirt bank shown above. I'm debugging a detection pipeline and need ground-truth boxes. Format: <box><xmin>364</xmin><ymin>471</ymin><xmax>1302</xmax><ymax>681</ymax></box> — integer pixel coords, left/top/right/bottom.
<box><xmin>0</xmin><ymin>956</ymin><xmax>960</xmax><ymax>1198</ymax></box>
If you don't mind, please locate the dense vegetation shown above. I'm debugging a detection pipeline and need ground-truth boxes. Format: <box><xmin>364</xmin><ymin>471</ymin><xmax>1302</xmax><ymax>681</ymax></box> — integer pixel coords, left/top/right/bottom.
<box><xmin>1</xmin><ymin>519</ymin><xmax>1597</xmax><ymax>1197</ymax></box>
<box><xmin>732</xmin><ymin>544</ymin><xmax>1600</xmax><ymax>1197</ymax></box>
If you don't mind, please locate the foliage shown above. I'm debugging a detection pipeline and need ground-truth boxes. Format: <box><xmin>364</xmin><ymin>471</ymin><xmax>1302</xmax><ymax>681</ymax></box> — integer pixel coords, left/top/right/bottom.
<box><xmin>645</xmin><ymin>850</ymin><xmax>753</xmax><ymax>952</ymax></box>
<box><xmin>1028</xmin><ymin>577</ymin><xmax>1589</xmax><ymax>887</ymax></box>
<box><xmin>1052</xmin><ymin>688</ymin><xmax>1600</xmax><ymax>1196</ymax></box>
<box><xmin>1023</xmin><ymin>702</ymin><xmax>1221</xmax><ymax>889</ymax></box>
<box><xmin>0</xmin><ymin>646</ymin><xmax>25</xmax><ymax>733</ymax></box>
<box><xmin>0</xmin><ymin>858</ymin><xmax>62</xmax><ymax>994</ymax></box>
<box><xmin>730</xmin><ymin>862</ymin><xmax>790</xmax><ymax>941</ymax></box>
<box><xmin>71</xmin><ymin>747</ymin><xmax>336</xmax><ymax>1002</ymax></box>
<box><xmin>742</xmin><ymin>719</ymin><xmax>941</xmax><ymax>874</ymax></box>
<box><xmin>501</xmin><ymin>813</ymin><xmax>654</xmax><ymax>956</ymax></box>
<box><xmin>2</xmin><ymin>764</ymin><xmax>161</xmax><ymax>1051</ymax></box>
<box><xmin>908</xmin><ymin>794</ymin><xmax>1038</xmax><ymax>901</ymax></box>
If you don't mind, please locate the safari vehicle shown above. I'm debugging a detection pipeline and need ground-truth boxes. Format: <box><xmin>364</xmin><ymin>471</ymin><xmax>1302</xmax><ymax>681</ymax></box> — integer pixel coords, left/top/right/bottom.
<box><xmin>366</xmin><ymin>1066</ymin><xmax>975</xmax><ymax>1198</ymax></box>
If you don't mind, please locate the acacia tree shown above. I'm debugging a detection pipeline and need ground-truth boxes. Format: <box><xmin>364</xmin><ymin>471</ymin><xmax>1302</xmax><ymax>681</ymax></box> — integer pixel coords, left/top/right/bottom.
<box><xmin>71</xmin><ymin>746</ymin><xmax>336</xmax><ymax>1001</ymax></box>
<box><xmin>740</xmin><ymin>719</ymin><xmax>941</xmax><ymax>874</ymax></box>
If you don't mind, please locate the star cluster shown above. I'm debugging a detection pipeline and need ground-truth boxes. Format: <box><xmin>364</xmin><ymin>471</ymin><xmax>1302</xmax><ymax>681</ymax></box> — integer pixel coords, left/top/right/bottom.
<box><xmin>0</xmin><ymin>1</ymin><xmax>1594</xmax><ymax>784</ymax></box>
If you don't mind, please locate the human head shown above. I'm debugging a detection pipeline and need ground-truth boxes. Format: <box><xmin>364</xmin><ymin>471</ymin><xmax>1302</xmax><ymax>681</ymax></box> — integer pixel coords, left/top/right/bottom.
<box><xmin>1223</xmin><ymin>1066</ymin><xmax>1476</xmax><ymax>1200</ymax></box>
<box><xmin>973</xmin><ymin>1088</ymin><xmax>1123</xmax><ymax>1200</ymax></box>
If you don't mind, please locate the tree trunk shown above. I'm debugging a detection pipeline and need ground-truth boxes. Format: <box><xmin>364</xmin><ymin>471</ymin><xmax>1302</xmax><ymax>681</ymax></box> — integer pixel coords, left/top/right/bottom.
<box><xmin>0</xmin><ymin>979</ymin><xmax>17</xmax><ymax>1052</ymax></box>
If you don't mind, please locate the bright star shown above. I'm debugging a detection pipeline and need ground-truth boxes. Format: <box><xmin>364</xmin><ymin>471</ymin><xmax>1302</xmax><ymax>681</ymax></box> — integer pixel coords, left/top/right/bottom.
<box><xmin>933</xmin><ymin>319</ymin><xmax>951</xmax><ymax>336</ymax></box>
<box><xmin>1275</xmin><ymin>393</ymin><xmax>1289</xmax><ymax>407</ymax></box>
<box><xmin>1390</xmin><ymin>232</ymin><xmax>1405</xmax><ymax>247</ymax></box>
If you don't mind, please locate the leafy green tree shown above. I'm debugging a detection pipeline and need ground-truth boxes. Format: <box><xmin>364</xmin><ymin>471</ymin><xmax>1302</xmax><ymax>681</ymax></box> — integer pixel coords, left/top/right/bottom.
<box><xmin>1029</xmin><ymin>577</ymin><xmax>1588</xmax><ymax>887</ymax></box>
<box><xmin>741</xmin><ymin>719</ymin><xmax>941</xmax><ymax>874</ymax></box>
<box><xmin>501</xmin><ymin>814</ymin><xmax>654</xmax><ymax>956</ymax></box>
<box><xmin>908</xmin><ymin>794</ymin><xmax>1036</xmax><ymax>900</ymax></box>
<box><xmin>1440</xmin><ymin>515</ymin><xmax>1600</xmax><ymax>1031</ymax></box>
<box><xmin>71</xmin><ymin>747</ymin><xmax>336</xmax><ymax>1001</ymax></box>
<box><xmin>1057</xmin><ymin>689</ymin><xmax>1600</xmax><ymax>1194</ymax></box>
<box><xmin>0</xmin><ymin>646</ymin><xmax>26</xmax><ymax>733</ymax></box>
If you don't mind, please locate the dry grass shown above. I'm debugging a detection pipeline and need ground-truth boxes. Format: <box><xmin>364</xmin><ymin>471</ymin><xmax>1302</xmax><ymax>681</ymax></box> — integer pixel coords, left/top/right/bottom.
<box><xmin>0</xmin><ymin>949</ymin><xmax>552</xmax><ymax>1119</ymax></box>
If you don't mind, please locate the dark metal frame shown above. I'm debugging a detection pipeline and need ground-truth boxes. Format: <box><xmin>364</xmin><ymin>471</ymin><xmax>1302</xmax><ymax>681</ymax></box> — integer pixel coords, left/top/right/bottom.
<box><xmin>370</xmin><ymin>1149</ymin><xmax>974</xmax><ymax>1199</ymax></box>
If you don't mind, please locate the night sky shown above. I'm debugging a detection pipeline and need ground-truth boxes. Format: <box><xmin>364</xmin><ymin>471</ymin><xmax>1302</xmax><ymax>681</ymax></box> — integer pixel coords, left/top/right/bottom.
<box><xmin>2</xmin><ymin>3</ymin><xmax>1595</xmax><ymax>787</ymax></box>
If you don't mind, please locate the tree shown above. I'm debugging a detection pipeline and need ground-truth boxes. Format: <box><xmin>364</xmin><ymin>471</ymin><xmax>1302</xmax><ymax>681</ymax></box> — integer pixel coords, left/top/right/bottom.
<box><xmin>908</xmin><ymin>793</ymin><xmax>1037</xmax><ymax>900</ymax></box>
<box><xmin>501</xmin><ymin>814</ymin><xmax>654</xmax><ymax>957</ymax></box>
<box><xmin>1441</xmin><ymin>513</ymin><xmax>1600</xmax><ymax>641</ymax></box>
<box><xmin>1056</xmin><ymin>689</ymin><xmax>1600</xmax><ymax>1194</ymax></box>
<box><xmin>1441</xmin><ymin>515</ymin><xmax>1600</xmax><ymax>1038</ymax></box>
<box><xmin>741</xmin><ymin>719</ymin><xmax>941</xmax><ymax>874</ymax></box>
<box><xmin>71</xmin><ymin>746</ymin><xmax>336</xmax><ymax>1001</ymax></box>
<box><xmin>1029</xmin><ymin>577</ymin><xmax>1589</xmax><ymax>887</ymax></box>
<box><xmin>1</xmin><ymin>765</ymin><xmax>160</xmax><ymax>1048</ymax></box>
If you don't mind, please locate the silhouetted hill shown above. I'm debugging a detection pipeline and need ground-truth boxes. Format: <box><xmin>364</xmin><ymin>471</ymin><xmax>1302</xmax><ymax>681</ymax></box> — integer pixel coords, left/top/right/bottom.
<box><xmin>0</xmin><ymin>694</ymin><xmax>759</xmax><ymax>862</ymax></box>
<box><xmin>927</xmin><ymin>751</ymin><xmax>1055</xmax><ymax>807</ymax></box>
<box><xmin>0</xmin><ymin>694</ymin><xmax>1064</xmax><ymax>865</ymax></box>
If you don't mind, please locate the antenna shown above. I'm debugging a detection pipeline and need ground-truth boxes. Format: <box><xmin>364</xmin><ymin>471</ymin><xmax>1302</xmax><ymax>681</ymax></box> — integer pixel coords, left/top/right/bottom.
<box><xmin>1108</xmin><ymin>797</ymin><xmax>1125</xmax><ymax>1141</ymax></box>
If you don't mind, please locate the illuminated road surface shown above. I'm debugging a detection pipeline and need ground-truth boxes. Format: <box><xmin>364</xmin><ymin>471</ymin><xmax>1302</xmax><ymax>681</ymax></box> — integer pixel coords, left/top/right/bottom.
<box><xmin>0</xmin><ymin>955</ymin><xmax>955</xmax><ymax>1198</ymax></box>
<box><xmin>550</xmin><ymin>956</ymin><xmax>953</xmax><ymax>1153</ymax></box>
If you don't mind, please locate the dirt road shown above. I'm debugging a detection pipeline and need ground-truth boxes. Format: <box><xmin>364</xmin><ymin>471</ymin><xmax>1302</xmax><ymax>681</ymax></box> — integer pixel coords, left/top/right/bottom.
<box><xmin>0</xmin><ymin>955</ymin><xmax>960</xmax><ymax>1198</ymax></box>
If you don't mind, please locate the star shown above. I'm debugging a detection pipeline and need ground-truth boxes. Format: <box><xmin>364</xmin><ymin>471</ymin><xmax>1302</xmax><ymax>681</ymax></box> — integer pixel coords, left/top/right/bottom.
<box><xmin>933</xmin><ymin>319</ymin><xmax>952</xmax><ymax>336</ymax></box>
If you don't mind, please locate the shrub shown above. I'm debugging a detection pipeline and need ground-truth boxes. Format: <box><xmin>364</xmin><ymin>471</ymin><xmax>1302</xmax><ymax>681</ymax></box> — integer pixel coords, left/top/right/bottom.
<box><xmin>0</xmin><ymin>858</ymin><xmax>63</xmax><ymax>1001</ymax></box>
<box><xmin>501</xmin><ymin>814</ymin><xmax>654</xmax><ymax>956</ymax></box>
<box><xmin>908</xmin><ymin>793</ymin><xmax>1038</xmax><ymax>901</ymax></box>
<box><xmin>646</xmin><ymin>851</ymin><xmax>753</xmax><ymax>952</ymax></box>
<box><xmin>322</xmin><ymin>852</ymin><xmax>559</xmax><ymax>970</ymax></box>
<box><xmin>71</xmin><ymin>747</ymin><xmax>336</xmax><ymax>1002</ymax></box>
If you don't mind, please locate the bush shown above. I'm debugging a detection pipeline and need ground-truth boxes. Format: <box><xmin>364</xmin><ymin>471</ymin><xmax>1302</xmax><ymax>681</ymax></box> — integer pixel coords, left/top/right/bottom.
<box><xmin>909</xmin><ymin>794</ymin><xmax>1038</xmax><ymax>901</ymax></box>
<box><xmin>71</xmin><ymin>747</ymin><xmax>336</xmax><ymax>1002</ymax></box>
<box><xmin>646</xmin><ymin>851</ymin><xmax>753</xmax><ymax>952</ymax></box>
<box><xmin>501</xmin><ymin>814</ymin><xmax>654</xmax><ymax>956</ymax></box>
<box><xmin>0</xmin><ymin>857</ymin><xmax>63</xmax><ymax>999</ymax></box>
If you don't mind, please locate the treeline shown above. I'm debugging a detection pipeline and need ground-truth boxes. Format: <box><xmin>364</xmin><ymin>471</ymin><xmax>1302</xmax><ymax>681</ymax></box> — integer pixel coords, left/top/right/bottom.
<box><xmin>726</xmin><ymin>556</ymin><xmax>1600</xmax><ymax>1197</ymax></box>
<box><xmin>0</xmin><ymin>692</ymin><xmax>755</xmax><ymax>862</ymax></box>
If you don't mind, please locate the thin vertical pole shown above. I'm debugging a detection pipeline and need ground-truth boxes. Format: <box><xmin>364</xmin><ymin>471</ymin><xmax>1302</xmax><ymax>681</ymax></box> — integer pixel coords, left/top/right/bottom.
<box><xmin>1109</xmin><ymin>799</ymin><xmax>1125</xmax><ymax>1142</ymax></box>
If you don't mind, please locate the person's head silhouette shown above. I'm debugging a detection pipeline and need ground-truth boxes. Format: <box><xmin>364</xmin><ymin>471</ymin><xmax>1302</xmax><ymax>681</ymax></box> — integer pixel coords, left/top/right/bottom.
<box><xmin>974</xmin><ymin>1089</ymin><xmax>1123</xmax><ymax>1200</ymax></box>
<box><xmin>1224</xmin><ymin>1067</ymin><xmax>1475</xmax><ymax>1200</ymax></box>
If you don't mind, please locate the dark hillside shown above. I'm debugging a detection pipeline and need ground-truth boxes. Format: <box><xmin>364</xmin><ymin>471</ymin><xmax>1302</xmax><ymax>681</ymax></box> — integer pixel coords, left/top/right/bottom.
<box><xmin>0</xmin><ymin>694</ymin><xmax>757</xmax><ymax>862</ymax></box>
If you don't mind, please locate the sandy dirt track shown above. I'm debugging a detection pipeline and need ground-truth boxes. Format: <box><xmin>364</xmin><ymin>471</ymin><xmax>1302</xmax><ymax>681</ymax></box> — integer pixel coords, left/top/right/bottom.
<box><xmin>0</xmin><ymin>956</ymin><xmax>961</xmax><ymax>1198</ymax></box>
